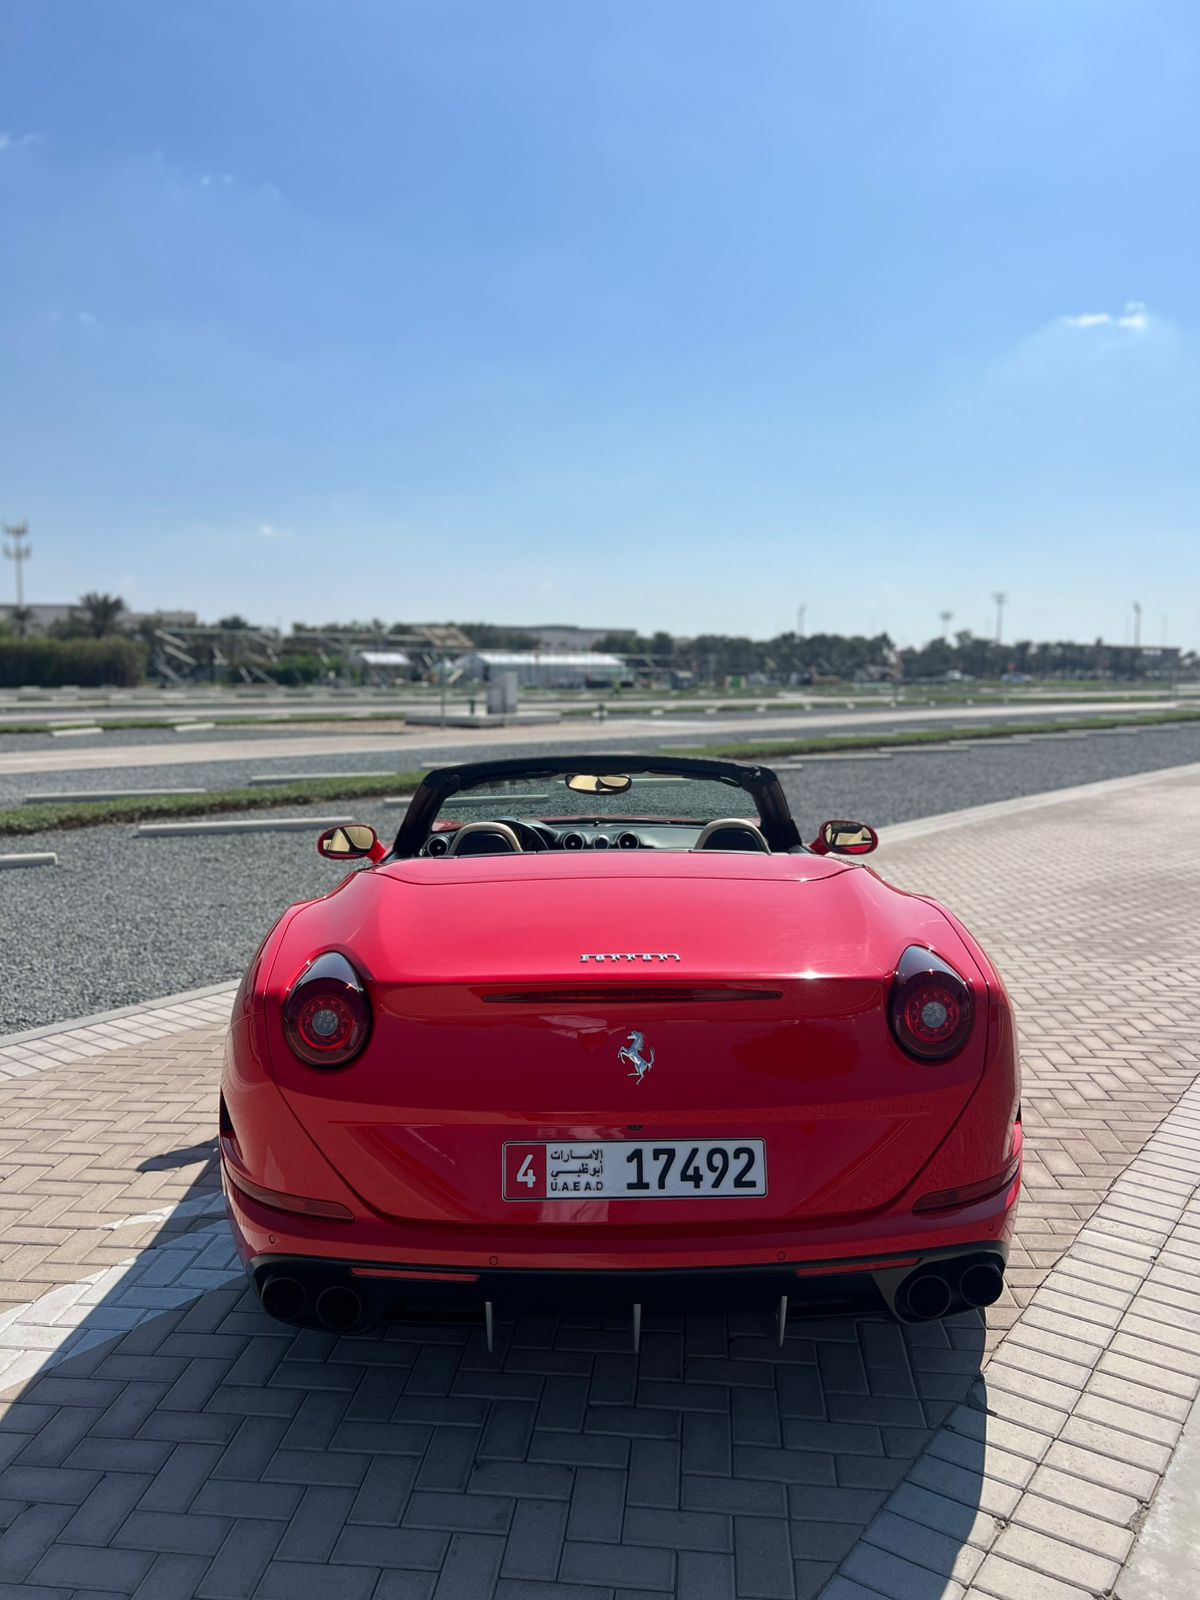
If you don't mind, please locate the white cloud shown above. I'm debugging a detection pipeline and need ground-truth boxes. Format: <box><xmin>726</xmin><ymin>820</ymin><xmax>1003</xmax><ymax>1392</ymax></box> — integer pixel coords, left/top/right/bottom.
<box><xmin>258</xmin><ymin>523</ymin><xmax>293</xmax><ymax>540</ymax></box>
<box><xmin>200</xmin><ymin>173</ymin><xmax>234</xmax><ymax>188</ymax></box>
<box><xmin>0</xmin><ymin>132</ymin><xmax>43</xmax><ymax>151</ymax></box>
<box><xmin>1062</xmin><ymin>300</ymin><xmax>1150</xmax><ymax>333</ymax></box>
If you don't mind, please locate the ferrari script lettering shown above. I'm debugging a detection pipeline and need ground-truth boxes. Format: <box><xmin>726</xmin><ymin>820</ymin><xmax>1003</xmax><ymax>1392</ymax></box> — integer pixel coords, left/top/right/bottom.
<box><xmin>579</xmin><ymin>952</ymin><xmax>680</xmax><ymax>962</ymax></box>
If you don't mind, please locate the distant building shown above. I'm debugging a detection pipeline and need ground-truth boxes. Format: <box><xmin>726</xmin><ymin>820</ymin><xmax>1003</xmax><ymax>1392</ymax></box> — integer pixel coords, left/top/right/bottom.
<box><xmin>494</xmin><ymin>624</ymin><xmax>631</xmax><ymax>651</ymax></box>
<box><xmin>454</xmin><ymin>650</ymin><xmax>628</xmax><ymax>688</ymax></box>
<box><xmin>355</xmin><ymin>649</ymin><xmax>413</xmax><ymax>685</ymax></box>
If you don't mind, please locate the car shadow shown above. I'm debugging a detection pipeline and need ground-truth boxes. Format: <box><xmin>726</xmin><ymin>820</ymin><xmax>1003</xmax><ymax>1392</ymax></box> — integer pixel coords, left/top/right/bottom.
<box><xmin>2</xmin><ymin>1140</ymin><xmax>991</xmax><ymax>1600</ymax></box>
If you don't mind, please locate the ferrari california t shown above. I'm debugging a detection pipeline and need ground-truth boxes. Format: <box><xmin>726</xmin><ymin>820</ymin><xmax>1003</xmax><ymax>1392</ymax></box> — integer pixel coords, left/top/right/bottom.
<box><xmin>221</xmin><ymin>754</ymin><xmax>1021</xmax><ymax>1345</ymax></box>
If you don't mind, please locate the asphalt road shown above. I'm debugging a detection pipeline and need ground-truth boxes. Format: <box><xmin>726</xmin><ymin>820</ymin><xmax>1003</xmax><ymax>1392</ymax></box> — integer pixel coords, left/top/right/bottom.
<box><xmin>3</xmin><ymin>721</ymin><xmax>1199</xmax><ymax>1034</ymax></box>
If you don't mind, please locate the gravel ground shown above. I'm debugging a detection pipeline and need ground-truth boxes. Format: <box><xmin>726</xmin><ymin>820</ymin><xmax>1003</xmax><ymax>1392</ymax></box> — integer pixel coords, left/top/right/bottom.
<box><xmin>3</xmin><ymin>722</ymin><xmax>1199</xmax><ymax>1034</ymax></box>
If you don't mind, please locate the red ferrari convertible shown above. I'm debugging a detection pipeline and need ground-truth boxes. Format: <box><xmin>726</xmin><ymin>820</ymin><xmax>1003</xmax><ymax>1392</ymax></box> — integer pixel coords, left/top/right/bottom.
<box><xmin>221</xmin><ymin>755</ymin><xmax>1021</xmax><ymax>1345</ymax></box>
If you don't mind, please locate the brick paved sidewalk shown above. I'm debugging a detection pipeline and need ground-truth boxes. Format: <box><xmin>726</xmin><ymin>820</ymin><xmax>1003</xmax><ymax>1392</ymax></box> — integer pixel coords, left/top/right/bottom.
<box><xmin>2</xmin><ymin>765</ymin><xmax>1198</xmax><ymax>1599</ymax></box>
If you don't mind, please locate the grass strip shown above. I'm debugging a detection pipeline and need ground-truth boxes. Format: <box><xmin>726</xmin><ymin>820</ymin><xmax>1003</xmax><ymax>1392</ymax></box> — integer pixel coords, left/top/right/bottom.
<box><xmin>0</xmin><ymin>772</ymin><xmax>427</xmax><ymax>837</ymax></box>
<box><xmin>668</xmin><ymin>708</ymin><xmax>1200</xmax><ymax>762</ymax></box>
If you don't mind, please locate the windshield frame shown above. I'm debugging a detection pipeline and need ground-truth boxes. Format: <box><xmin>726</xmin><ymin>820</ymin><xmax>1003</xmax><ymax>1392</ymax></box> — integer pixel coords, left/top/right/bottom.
<box><xmin>391</xmin><ymin>753</ymin><xmax>801</xmax><ymax>857</ymax></box>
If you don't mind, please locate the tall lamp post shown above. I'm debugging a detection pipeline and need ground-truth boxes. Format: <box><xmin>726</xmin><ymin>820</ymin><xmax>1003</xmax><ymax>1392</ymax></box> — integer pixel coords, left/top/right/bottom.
<box><xmin>3</xmin><ymin>521</ymin><xmax>31</xmax><ymax>635</ymax></box>
<box><xmin>992</xmin><ymin>591</ymin><xmax>1007</xmax><ymax>647</ymax></box>
<box><xmin>939</xmin><ymin>610</ymin><xmax>952</xmax><ymax>643</ymax></box>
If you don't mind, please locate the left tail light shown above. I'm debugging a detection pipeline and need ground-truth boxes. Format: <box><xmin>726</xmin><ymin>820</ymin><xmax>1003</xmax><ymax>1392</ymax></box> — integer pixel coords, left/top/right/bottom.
<box><xmin>888</xmin><ymin>945</ymin><xmax>974</xmax><ymax>1062</ymax></box>
<box><xmin>283</xmin><ymin>951</ymin><xmax>371</xmax><ymax>1069</ymax></box>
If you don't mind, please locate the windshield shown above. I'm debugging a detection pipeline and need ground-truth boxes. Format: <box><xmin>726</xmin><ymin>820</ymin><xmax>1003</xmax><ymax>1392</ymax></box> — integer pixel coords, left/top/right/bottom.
<box><xmin>438</xmin><ymin>771</ymin><xmax>760</xmax><ymax>828</ymax></box>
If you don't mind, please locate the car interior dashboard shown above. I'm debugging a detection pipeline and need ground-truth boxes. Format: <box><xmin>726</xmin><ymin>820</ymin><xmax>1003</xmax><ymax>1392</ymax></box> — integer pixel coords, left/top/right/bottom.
<box><xmin>419</xmin><ymin>816</ymin><xmax>773</xmax><ymax>856</ymax></box>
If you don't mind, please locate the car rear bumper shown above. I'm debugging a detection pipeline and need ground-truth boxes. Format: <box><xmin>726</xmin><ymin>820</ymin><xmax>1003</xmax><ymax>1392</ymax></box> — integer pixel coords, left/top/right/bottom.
<box><xmin>243</xmin><ymin>1239</ymin><xmax>1010</xmax><ymax>1331</ymax></box>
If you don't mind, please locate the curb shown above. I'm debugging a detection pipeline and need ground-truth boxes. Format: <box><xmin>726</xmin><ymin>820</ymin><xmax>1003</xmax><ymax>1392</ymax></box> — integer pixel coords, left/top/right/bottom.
<box><xmin>136</xmin><ymin>813</ymin><xmax>355</xmax><ymax>836</ymax></box>
<box><xmin>0</xmin><ymin>851</ymin><xmax>57</xmax><ymax>869</ymax></box>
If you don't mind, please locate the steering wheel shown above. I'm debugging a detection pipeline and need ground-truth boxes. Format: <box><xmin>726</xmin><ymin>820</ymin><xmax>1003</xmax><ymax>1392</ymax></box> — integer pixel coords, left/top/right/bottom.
<box><xmin>494</xmin><ymin>817</ymin><xmax>550</xmax><ymax>851</ymax></box>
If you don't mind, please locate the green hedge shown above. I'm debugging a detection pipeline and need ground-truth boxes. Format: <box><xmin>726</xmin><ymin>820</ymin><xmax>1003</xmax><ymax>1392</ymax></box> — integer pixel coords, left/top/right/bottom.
<box><xmin>0</xmin><ymin>638</ymin><xmax>146</xmax><ymax>688</ymax></box>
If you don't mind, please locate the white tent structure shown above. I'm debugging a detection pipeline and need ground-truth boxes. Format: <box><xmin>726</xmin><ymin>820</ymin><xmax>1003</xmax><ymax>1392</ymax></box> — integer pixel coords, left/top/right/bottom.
<box><xmin>453</xmin><ymin>650</ymin><xmax>626</xmax><ymax>688</ymax></box>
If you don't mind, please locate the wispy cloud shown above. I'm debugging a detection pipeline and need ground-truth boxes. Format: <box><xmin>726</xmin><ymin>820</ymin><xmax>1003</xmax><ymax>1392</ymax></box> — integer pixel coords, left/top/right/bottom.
<box><xmin>1062</xmin><ymin>300</ymin><xmax>1149</xmax><ymax>332</ymax></box>
<box><xmin>200</xmin><ymin>173</ymin><xmax>234</xmax><ymax>188</ymax></box>
<box><xmin>0</xmin><ymin>131</ymin><xmax>43</xmax><ymax>152</ymax></box>
<box><xmin>257</xmin><ymin>523</ymin><xmax>293</xmax><ymax>540</ymax></box>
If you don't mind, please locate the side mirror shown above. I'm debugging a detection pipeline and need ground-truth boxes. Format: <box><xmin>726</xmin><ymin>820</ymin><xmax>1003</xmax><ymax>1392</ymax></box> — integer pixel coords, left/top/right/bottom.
<box><xmin>317</xmin><ymin>824</ymin><xmax>385</xmax><ymax>863</ymax></box>
<box><xmin>811</xmin><ymin>819</ymin><xmax>878</xmax><ymax>856</ymax></box>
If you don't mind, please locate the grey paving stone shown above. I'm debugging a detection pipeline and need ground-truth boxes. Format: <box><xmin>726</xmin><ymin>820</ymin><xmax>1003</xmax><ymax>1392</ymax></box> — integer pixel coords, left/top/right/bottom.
<box><xmin>733</xmin><ymin>1447</ymin><xmax>836</xmax><ymax>1486</ymax></box>
<box><xmin>560</xmin><ymin>1540</ymin><xmax>674</xmax><ymax>1592</ymax></box>
<box><xmin>255</xmin><ymin>1560</ymin><xmax>381</xmax><ymax>1599</ymax></box>
<box><xmin>585</xmin><ymin>1407</ymin><xmax>679</xmax><ymax>1440</ymax></box>
<box><xmin>345</xmin><ymin>1454</ymin><xmax>418</xmax><ymax>1526</ymax></box>
<box><xmin>432</xmin><ymin>1532</ymin><xmax>505</xmax><ymax>1600</ymax></box>
<box><xmin>137</xmin><ymin>1442</ymin><xmax>225</xmax><ymax>1511</ymax></box>
<box><xmin>0</xmin><ymin>1467</ymin><xmax>100</xmax><ymax>1507</ymax></box>
<box><xmin>63</xmin><ymin>1438</ymin><xmax>172</xmax><ymax>1475</ymax></box>
<box><xmin>590</xmin><ymin>1355</ymin><xmax>637</xmax><ymax>1407</ymax></box>
<box><xmin>469</xmin><ymin>1461</ymin><xmax>573</xmax><ymax>1500</ymax></box>
<box><xmin>12</xmin><ymin>1407</ymin><xmax>100</xmax><ymax>1469</ymax></box>
<box><xmin>274</xmin><ymin>1487</ymin><xmax>357</xmax><ymax>1562</ymax></box>
<box><xmin>112</xmin><ymin>1508</ymin><xmax>233</xmax><ymax>1555</ymax></box>
<box><xmin>30</xmin><ymin>1546</ymin><xmax>154</xmax><ymax>1591</ymax></box>
<box><xmin>734</xmin><ymin>1514</ymin><xmax>795</xmax><ymax>1598</ymax></box>
<box><xmin>404</xmin><ymin>1490</ymin><xmax>513</xmax><ymax>1534</ymax></box>
<box><xmin>731</xmin><ymin>1390</ymin><xmax>782</xmax><ymax>1447</ymax></box>
<box><xmin>194</xmin><ymin>1518</ymin><xmax>284</xmax><ymax>1599</ymax></box>
<box><xmin>683</xmin><ymin>1476</ymin><xmax>787</xmax><ymax>1517</ymax></box>
<box><xmin>537</xmin><ymin>1377</ymin><xmax>590</xmax><ymax>1432</ymax></box>
<box><xmin>679</xmin><ymin>1413</ymin><xmax>732</xmax><ymax>1480</ymax></box>
<box><xmin>190</xmin><ymin>1479</ymin><xmax>304</xmax><ymax>1522</ymax></box>
<box><xmin>495</xmin><ymin>1583</ymin><xmax>611</xmax><ymax>1600</ymax></box>
<box><xmin>0</xmin><ymin>1503</ymin><xmax>73</xmax><ymax>1582</ymax></box>
<box><xmin>373</xmin><ymin>1573</ymin><xmax>437</xmax><ymax>1600</ymax></box>
<box><xmin>56</xmin><ymin>1473</ymin><xmax>152</xmax><ymax>1545</ymax></box>
<box><xmin>624</xmin><ymin>1506</ymin><xmax>731</xmax><ymax>1554</ymax></box>
<box><xmin>636</xmin><ymin>1380</ymin><xmax>728</xmax><ymax>1414</ymax></box>
<box><xmin>775</xmin><ymin>1366</ymin><xmax>825</xmax><ymax>1419</ymax></box>
<box><xmin>478</xmin><ymin>1401</ymin><xmax>538</xmax><ymax>1462</ymax></box>
<box><xmin>329</xmin><ymin>1525</ymin><xmax>447</xmax><ymax>1570</ymax></box>
<box><xmin>792</xmin><ymin>1559</ymin><xmax>838</xmax><ymax>1600</ymax></box>
<box><xmin>676</xmin><ymin>1549</ymin><xmax>736</xmax><ymax>1600</ymax></box>
<box><xmin>261</xmin><ymin>1447</ymin><xmax>370</xmax><ymax>1488</ymax></box>
<box><xmin>567</xmin><ymin>1466</ymin><xmax>627</xmax><ymax>1542</ymax></box>
<box><xmin>499</xmin><ymin>1498</ymin><xmax>569</xmax><ymax>1581</ymax></box>
<box><xmin>529</xmin><ymin>1432</ymin><xmax>629</xmax><ymax>1469</ymax></box>
<box><xmin>130</xmin><ymin>1552</ymin><xmax>211</xmax><ymax>1600</ymax></box>
<box><xmin>843</xmin><ymin>1540</ymin><xmax>966</xmax><ymax>1600</ymax></box>
<box><xmin>628</xmin><ymin>1439</ymin><xmax>681</xmax><ymax>1508</ymax></box>
<box><xmin>415</xmin><ymin>1427</ymin><xmax>483</xmax><ymax>1491</ymax></box>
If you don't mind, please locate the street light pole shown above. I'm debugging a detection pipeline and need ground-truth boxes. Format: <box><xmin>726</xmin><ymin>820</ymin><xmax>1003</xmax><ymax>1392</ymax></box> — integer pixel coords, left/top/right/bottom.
<box><xmin>1132</xmin><ymin>601</ymin><xmax>1142</xmax><ymax>650</ymax></box>
<box><xmin>3</xmin><ymin>521</ymin><xmax>32</xmax><ymax>633</ymax></box>
<box><xmin>796</xmin><ymin>605</ymin><xmax>806</xmax><ymax>640</ymax></box>
<box><xmin>939</xmin><ymin>610</ymin><xmax>952</xmax><ymax>643</ymax></box>
<box><xmin>992</xmin><ymin>591</ymin><xmax>1007</xmax><ymax>647</ymax></box>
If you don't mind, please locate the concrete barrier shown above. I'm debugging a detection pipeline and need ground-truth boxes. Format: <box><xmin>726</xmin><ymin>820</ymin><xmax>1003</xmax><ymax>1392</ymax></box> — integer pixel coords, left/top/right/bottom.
<box><xmin>137</xmin><ymin>815</ymin><xmax>355</xmax><ymax>837</ymax></box>
<box><xmin>24</xmin><ymin>788</ymin><xmax>208</xmax><ymax>803</ymax></box>
<box><xmin>0</xmin><ymin>851</ymin><xmax>58</xmax><ymax>869</ymax></box>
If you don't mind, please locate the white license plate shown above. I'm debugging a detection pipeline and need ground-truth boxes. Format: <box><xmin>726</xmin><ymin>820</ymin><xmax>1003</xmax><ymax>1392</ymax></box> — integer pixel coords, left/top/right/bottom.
<box><xmin>503</xmin><ymin>1139</ymin><xmax>767</xmax><ymax>1200</ymax></box>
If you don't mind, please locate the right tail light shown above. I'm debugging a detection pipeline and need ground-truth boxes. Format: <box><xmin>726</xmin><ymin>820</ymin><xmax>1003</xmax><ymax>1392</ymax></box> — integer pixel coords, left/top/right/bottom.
<box><xmin>888</xmin><ymin>945</ymin><xmax>974</xmax><ymax>1062</ymax></box>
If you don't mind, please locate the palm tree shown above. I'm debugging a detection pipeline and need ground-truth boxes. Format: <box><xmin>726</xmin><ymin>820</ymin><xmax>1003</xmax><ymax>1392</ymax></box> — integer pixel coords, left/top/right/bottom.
<box><xmin>77</xmin><ymin>592</ymin><xmax>126</xmax><ymax>638</ymax></box>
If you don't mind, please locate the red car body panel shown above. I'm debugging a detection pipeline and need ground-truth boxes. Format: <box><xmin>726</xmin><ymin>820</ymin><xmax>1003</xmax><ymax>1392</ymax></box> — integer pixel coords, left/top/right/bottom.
<box><xmin>222</xmin><ymin>833</ymin><xmax>1021</xmax><ymax>1322</ymax></box>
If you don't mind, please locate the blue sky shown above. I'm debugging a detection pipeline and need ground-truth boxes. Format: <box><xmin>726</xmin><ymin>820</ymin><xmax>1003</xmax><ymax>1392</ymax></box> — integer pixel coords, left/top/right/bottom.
<box><xmin>1</xmin><ymin>0</ymin><xmax>1197</xmax><ymax>647</ymax></box>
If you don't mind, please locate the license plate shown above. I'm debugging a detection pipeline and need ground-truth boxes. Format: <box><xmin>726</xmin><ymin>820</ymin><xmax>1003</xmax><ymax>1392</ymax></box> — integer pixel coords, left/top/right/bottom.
<box><xmin>503</xmin><ymin>1139</ymin><xmax>767</xmax><ymax>1200</ymax></box>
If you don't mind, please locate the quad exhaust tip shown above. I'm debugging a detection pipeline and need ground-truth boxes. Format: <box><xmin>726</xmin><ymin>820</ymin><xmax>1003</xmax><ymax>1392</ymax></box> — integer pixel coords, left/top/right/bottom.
<box><xmin>902</xmin><ymin>1271</ymin><xmax>952</xmax><ymax>1321</ymax></box>
<box><xmin>959</xmin><ymin>1261</ymin><xmax>1004</xmax><ymax>1308</ymax></box>
<box><xmin>260</xmin><ymin>1274</ymin><xmax>306</xmax><ymax>1322</ymax></box>
<box><xmin>314</xmin><ymin>1284</ymin><xmax>365</xmax><ymax>1331</ymax></box>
